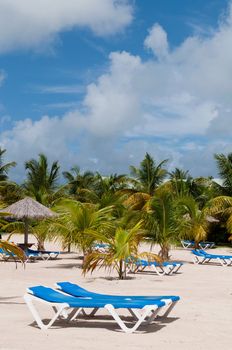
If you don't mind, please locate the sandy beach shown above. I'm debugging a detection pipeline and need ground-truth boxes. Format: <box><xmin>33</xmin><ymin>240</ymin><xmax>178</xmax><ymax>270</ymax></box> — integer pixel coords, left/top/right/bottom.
<box><xmin>0</xmin><ymin>237</ymin><xmax>232</xmax><ymax>350</ymax></box>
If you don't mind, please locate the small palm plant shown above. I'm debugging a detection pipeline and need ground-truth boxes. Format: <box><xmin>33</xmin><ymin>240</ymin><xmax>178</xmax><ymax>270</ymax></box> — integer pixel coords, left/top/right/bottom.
<box><xmin>83</xmin><ymin>221</ymin><xmax>144</xmax><ymax>279</ymax></box>
<box><xmin>145</xmin><ymin>191</ymin><xmax>182</xmax><ymax>260</ymax></box>
<box><xmin>0</xmin><ymin>240</ymin><xmax>25</xmax><ymax>265</ymax></box>
<box><xmin>0</xmin><ymin>210</ymin><xmax>25</xmax><ymax>265</ymax></box>
<box><xmin>177</xmin><ymin>196</ymin><xmax>209</xmax><ymax>246</ymax></box>
<box><xmin>47</xmin><ymin>199</ymin><xmax>114</xmax><ymax>259</ymax></box>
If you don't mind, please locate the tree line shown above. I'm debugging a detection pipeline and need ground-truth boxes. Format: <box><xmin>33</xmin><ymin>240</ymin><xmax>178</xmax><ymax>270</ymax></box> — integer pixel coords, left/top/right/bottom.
<box><xmin>1</xmin><ymin>148</ymin><xmax>232</xmax><ymax>278</ymax></box>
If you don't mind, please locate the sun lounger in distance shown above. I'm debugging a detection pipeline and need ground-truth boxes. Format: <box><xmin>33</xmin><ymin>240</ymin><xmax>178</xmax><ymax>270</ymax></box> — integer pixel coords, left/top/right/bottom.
<box><xmin>181</xmin><ymin>240</ymin><xmax>215</xmax><ymax>249</ymax></box>
<box><xmin>27</xmin><ymin>248</ymin><xmax>60</xmax><ymax>260</ymax></box>
<box><xmin>191</xmin><ymin>249</ymin><xmax>232</xmax><ymax>266</ymax></box>
<box><xmin>127</xmin><ymin>258</ymin><xmax>183</xmax><ymax>276</ymax></box>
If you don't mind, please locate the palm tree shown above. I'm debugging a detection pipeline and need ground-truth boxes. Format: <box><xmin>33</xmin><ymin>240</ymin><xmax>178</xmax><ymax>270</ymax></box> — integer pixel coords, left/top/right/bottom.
<box><xmin>0</xmin><ymin>240</ymin><xmax>25</xmax><ymax>265</ymax></box>
<box><xmin>207</xmin><ymin>196</ymin><xmax>232</xmax><ymax>241</ymax></box>
<box><xmin>0</xmin><ymin>148</ymin><xmax>19</xmax><ymax>204</ymax></box>
<box><xmin>145</xmin><ymin>190</ymin><xmax>182</xmax><ymax>260</ymax></box>
<box><xmin>130</xmin><ymin>153</ymin><xmax>168</xmax><ymax>195</ymax></box>
<box><xmin>93</xmin><ymin>173</ymin><xmax>128</xmax><ymax>196</ymax></box>
<box><xmin>214</xmin><ymin>153</ymin><xmax>232</xmax><ymax>195</ymax></box>
<box><xmin>169</xmin><ymin>168</ymin><xmax>192</xmax><ymax>197</ymax></box>
<box><xmin>0</xmin><ymin>181</ymin><xmax>23</xmax><ymax>205</ymax></box>
<box><xmin>0</xmin><ymin>148</ymin><xmax>16</xmax><ymax>181</ymax></box>
<box><xmin>63</xmin><ymin>166</ymin><xmax>95</xmax><ymax>198</ymax></box>
<box><xmin>83</xmin><ymin>221</ymin><xmax>144</xmax><ymax>279</ymax></box>
<box><xmin>47</xmin><ymin>199</ymin><xmax>114</xmax><ymax>259</ymax></box>
<box><xmin>188</xmin><ymin>177</ymin><xmax>218</xmax><ymax>209</ymax></box>
<box><xmin>24</xmin><ymin>153</ymin><xmax>60</xmax><ymax>205</ymax></box>
<box><xmin>177</xmin><ymin>196</ymin><xmax>210</xmax><ymax>246</ymax></box>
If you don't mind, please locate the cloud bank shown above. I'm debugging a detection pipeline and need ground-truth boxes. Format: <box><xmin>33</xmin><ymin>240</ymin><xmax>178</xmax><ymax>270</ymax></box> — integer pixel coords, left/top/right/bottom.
<box><xmin>1</xmin><ymin>2</ymin><xmax>232</xmax><ymax>180</ymax></box>
<box><xmin>0</xmin><ymin>0</ymin><xmax>133</xmax><ymax>53</ymax></box>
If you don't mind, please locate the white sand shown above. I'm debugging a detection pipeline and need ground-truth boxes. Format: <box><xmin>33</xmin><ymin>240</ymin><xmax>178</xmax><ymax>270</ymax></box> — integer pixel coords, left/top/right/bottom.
<box><xmin>0</xmin><ymin>236</ymin><xmax>232</xmax><ymax>350</ymax></box>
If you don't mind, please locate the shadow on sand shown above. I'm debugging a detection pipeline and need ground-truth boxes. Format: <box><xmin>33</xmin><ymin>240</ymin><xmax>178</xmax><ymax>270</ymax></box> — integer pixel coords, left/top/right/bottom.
<box><xmin>29</xmin><ymin>314</ymin><xmax>179</xmax><ymax>333</ymax></box>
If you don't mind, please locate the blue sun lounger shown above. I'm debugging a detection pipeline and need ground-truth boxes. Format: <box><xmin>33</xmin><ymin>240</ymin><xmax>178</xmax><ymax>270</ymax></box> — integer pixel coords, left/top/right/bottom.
<box><xmin>128</xmin><ymin>258</ymin><xmax>183</xmax><ymax>276</ymax></box>
<box><xmin>191</xmin><ymin>249</ymin><xmax>232</xmax><ymax>266</ymax></box>
<box><xmin>93</xmin><ymin>243</ymin><xmax>110</xmax><ymax>252</ymax></box>
<box><xmin>181</xmin><ymin>240</ymin><xmax>215</xmax><ymax>249</ymax></box>
<box><xmin>55</xmin><ymin>281</ymin><xmax>180</xmax><ymax>318</ymax></box>
<box><xmin>27</xmin><ymin>248</ymin><xmax>60</xmax><ymax>260</ymax></box>
<box><xmin>24</xmin><ymin>285</ymin><xmax>171</xmax><ymax>333</ymax></box>
<box><xmin>0</xmin><ymin>248</ymin><xmax>40</xmax><ymax>262</ymax></box>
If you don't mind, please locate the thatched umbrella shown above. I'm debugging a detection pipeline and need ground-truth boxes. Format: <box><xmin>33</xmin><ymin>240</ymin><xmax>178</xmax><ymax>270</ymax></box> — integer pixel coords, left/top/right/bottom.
<box><xmin>0</xmin><ymin>197</ymin><xmax>56</xmax><ymax>245</ymax></box>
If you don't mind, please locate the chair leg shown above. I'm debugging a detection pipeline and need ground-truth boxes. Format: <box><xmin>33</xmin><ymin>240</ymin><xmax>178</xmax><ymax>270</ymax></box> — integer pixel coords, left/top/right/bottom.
<box><xmin>68</xmin><ymin>307</ymin><xmax>84</xmax><ymax>321</ymax></box>
<box><xmin>174</xmin><ymin>264</ymin><xmax>182</xmax><ymax>273</ymax></box>
<box><xmin>161</xmin><ymin>300</ymin><xmax>178</xmax><ymax>317</ymax></box>
<box><xmin>128</xmin><ymin>308</ymin><xmax>142</xmax><ymax>320</ymax></box>
<box><xmin>81</xmin><ymin>308</ymin><xmax>99</xmax><ymax>317</ymax></box>
<box><xmin>164</xmin><ymin>265</ymin><xmax>175</xmax><ymax>275</ymax></box>
<box><xmin>24</xmin><ymin>295</ymin><xmax>69</xmax><ymax>330</ymax></box>
<box><xmin>151</xmin><ymin>265</ymin><xmax>165</xmax><ymax>276</ymax></box>
<box><xmin>105</xmin><ymin>304</ymin><xmax>158</xmax><ymax>333</ymax></box>
<box><xmin>217</xmin><ymin>257</ymin><xmax>225</xmax><ymax>266</ymax></box>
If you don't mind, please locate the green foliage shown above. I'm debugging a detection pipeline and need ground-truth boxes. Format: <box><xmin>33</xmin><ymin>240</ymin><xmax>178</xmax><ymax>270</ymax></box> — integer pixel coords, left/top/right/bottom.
<box><xmin>93</xmin><ymin>173</ymin><xmax>128</xmax><ymax>196</ymax></box>
<box><xmin>214</xmin><ymin>153</ymin><xmax>232</xmax><ymax>195</ymax></box>
<box><xmin>2</xmin><ymin>147</ymin><xmax>232</xmax><ymax>278</ymax></box>
<box><xmin>169</xmin><ymin>168</ymin><xmax>192</xmax><ymax>197</ymax></box>
<box><xmin>0</xmin><ymin>240</ymin><xmax>25</xmax><ymax>265</ymax></box>
<box><xmin>188</xmin><ymin>177</ymin><xmax>219</xmax><ymax>208</ymax></box>
<box><xmin>130</xmin><ymin>153</ymin><xmax>168</xmax><ymax>195</ymax></box>
<box><xmin>0</xmin><ymin>148</ymin><xmax>16</xmax><ymax>182</ymax></box>
<box><xmin>144</xmin><ymin>190</ymin><xmax>182</xmax><ymax>260</ymax></box>
<box><xmin>63</xmin><ymin>166</ymin><xmax>96</xmax><ymax>198</ymax></box>
<box><xmin>83</xmin><ymin>221</ymin><xmax>144</xmax><ymax>279</ymax></box>
<box><xmin>47</xmin><ymin>199</ymin><xmax>114</xmax><ymax>255</ymax></box>
<box><xmin>0</xmin><ymin>181</ymin><xmax>24</xmax><ymax>205</ymax></box>
<box><xmin>24</xmin><ymin>153</ymin><xmax>60</xmax><ymax>205</ymax></box>
<box><xmin>176</xmin><ymin>195</ymin><xmax>209</xmax><ymax>244</ymax></box>
<box><xmin>207</xmin><ymin>196</ymin><xmax>232</xmax><ymax>241</ymax></box>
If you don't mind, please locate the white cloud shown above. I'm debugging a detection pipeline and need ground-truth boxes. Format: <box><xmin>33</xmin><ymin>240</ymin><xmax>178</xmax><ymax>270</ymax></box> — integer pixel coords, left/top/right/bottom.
<box><xmin>0</xmin><ymin>69</ymin><xmax>6</xmax><ymax>86</ymax></box>
<box><xmin>82</xmin><ymin>51</ymin><xmax>142</xmax><ymax>136</ymax></box>
<box><xmin>144</xmin><ymin>23</ymin><xmax>169</xmax><ymax>59</ymax></box>
<box><xmin>2</xmin><ymin>3</ymin><xmax>232</xmax><ymax>179</ymax></box>
<box><xmin>0</xmin><ymin>0</ymin><xmax>133</xmax><ymax>53</ymax></box>
<box><xmin>0</xmin><ymin>112</ymin><xmax>86</xmax><ymax>180</ymax></box>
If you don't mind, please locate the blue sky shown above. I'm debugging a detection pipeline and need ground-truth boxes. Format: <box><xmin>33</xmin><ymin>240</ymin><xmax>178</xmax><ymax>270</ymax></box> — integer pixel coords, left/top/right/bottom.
<box><xmin>0</xmin><ymin>0</ymin><xmax>231</xmax><ymax>181</ymax></box>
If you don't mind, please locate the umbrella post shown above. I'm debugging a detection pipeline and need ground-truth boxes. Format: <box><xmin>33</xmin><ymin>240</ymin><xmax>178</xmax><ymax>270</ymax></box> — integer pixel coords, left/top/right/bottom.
<box><xmin>24</xmin><ymin>218</ymin><xmax>29</xmax><ymax>246</ymax></box>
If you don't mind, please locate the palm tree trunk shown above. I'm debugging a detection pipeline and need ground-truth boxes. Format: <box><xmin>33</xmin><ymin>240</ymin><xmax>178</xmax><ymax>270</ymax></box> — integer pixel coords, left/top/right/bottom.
<box><xmin>119</xmin><ymin>259</ymin><xmax>124</xmax><ymax>279</ymax></box>
<box><xmin>159</xmin><ymin>244</ymin><xmax>170</xmax><ymax>261</ymax></box>
<box><xmin>37</xmin><ymin>239</ymin><xmax>45</xmax><ymax>250</ymax></box>
<box><xmin>123</xmin><ymin>261</ymin><xmax>127</xmax><ymax>279</ymax></box>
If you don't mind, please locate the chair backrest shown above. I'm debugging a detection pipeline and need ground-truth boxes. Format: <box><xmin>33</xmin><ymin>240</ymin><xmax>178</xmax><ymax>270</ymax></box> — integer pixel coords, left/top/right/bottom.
<box><xmin>191</xmin><ymin>250</ymin><xmax>204</xmax><ymax>257</ymax></box>
<box><xmin>197</xmin><ymin>249</ymin><xmax>207</xmax><ymax>255</ymax></box>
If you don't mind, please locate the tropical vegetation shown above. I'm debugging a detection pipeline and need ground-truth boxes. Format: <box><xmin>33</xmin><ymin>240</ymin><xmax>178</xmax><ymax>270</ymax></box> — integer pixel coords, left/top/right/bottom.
<box><xmin>0</xmin><ymin>149</ymin><xmax>232</xmax><ymax>278</ymax></box>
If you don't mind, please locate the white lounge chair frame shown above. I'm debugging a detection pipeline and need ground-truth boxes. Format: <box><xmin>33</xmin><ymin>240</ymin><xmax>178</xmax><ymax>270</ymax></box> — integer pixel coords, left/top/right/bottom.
<box><xmin>24</xmin><ymin>290</ymin><xmax>174</xmax><ymax>333</ymax></box>
<box><xmin>192</xmin><ymin>254</ymin><xmax>232</xmax><ymax>266</ymax></box>
<box><xmin>131</xmin><ymin>262</ymin><xmax>181</xmax><ymax>276</ymax></box>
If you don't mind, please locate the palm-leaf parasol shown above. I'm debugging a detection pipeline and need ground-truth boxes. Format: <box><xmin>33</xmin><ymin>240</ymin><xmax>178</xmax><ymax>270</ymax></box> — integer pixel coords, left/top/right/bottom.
<box><xmin>0</xmin><ymin>197</ymin><xmax>56</xmax><ymax>245</ymax></box>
